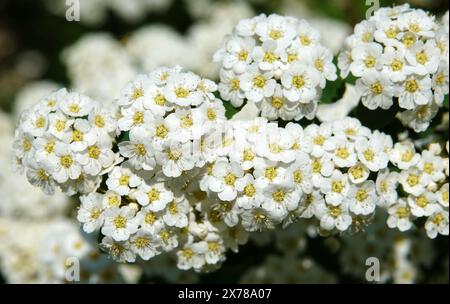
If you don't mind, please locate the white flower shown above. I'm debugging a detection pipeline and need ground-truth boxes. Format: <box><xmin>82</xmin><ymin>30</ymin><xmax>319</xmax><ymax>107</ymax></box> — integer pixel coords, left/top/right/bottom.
<box><xmin>262</xmin><ymin>183</ymin><xmax>301</xmax><ymax>220</ymax></box>
<box><xmin>102</xmin><ymin>206</ymin><xmax>138</xmax><ymax>241</ymax></box>
<box><xmin>118</xmin><ymin>127</ymin><xmax>155</xmax><ymax>170</ymax></box>
<box><xmin>162</xmin><ymin>196</ymin><xmax>190</xmax><ymax>228</ymax></box>
<box><xmin>76</xmin><ymin>138</ymin><xmax>116</xmax><ymax>176</ymax></box>
<box><xmin>347</xmin><ymin>163</ymin><xmax>370</xmax><ymax>184</ymax></box>
<box><xmin>304</xmin><ymin>123</ymin><xmax>334</xmax><ymax>158</ymax></box>
<box><xmin>59</xmin><ymin>92</ymin><xmax>94</xmax><ymax>117</ymax></box>
<box><xmin>129</xmin><ymin>230</ymin><xmax>161</xmax><ymax>260</ymax></box>
<box><xmin>314</xmin><ymin>200</ymin><xmax>352</xmax><ymax>231</ymax></box>
<box><xmin>154</xmin><ymin>141</ymin><xmax>197</xmax><ymax>177</ymax></box>
<box><xmin>356</xmin><ymin>70</ymin><xmax>397</xmax><ymax>110</ymax></box>
<box><xmin>380</xmin><ymin>46</ymin><xmax>412</xmax><ymax>82</ymax></box>
<box><xmin>376</xmin><ymin>169</ymin><xmax>399</xmax><ymax>207</ymax></box>
<box><xmin>399</xmin><ymin>167</ymin><xmax>427</xmax><ymax>196</ymax></box>
<box><xmin>437</xmin><ymin>183</ymin><xmax>449</xmax><ymax>208</ymax></box>
<box><xmin>134</xmin><ymin>206</ymin><xmax>164</xmax><ymax>234</ymax></box>
<box><xmin>398</xmin><ymin>75</ymin><xmax>432</xmax><ymax>110</ymax></box>
<box><xmin>331</xmin><ymin>136</ymin><xmax>357</xmax><ymax>168</ymax></box>
<box><xmin>285</xmin><ymin>152</ymin><xmax>313</xmax><ymax>194</ymax></box>
<box><xmin>348</xmin><ymin>181</ymin><xmax>377</xmax><ymax>215</ymax></box>
<box><xmin>408</xmin><ymin>192</ymin><xmax>438</xmax><ymax>217</ymax></box>
<box><xmin>350</xmin><ymin>43</ymin><xmax>383</xmax><ymax>77</ymax></box>
<box><xmin>68</xmin><ymin>119</ymin><xmax>97</xmax><ymax>152</ymax></box>
<box><xmin>106</xmin><ymin>165</ymin><xmax>142</xmax><ymax>196</ymax></box>
<box><xmin>389</xmin><ymin>142</ymin><xmax>420</xmax><ymax>170</ymax></box>
<box><xmin>235</xmin><ymin>174</ymin><xmax>264</xmax><ymax>209</ymax></box>
<box><xmin>78</xmin><ymin>193</ymin><xmax>104</xmax><ymax>233</ymax></box>
<box><xmin>177</xmin><ymin>243</ymin><xmax>207</xmax><ymax>271</ymax></box>
<box><xmin>387</xmin><ymin>199</ymin><xmax>413</xmax><ymax>232</ymax></box>
<box><xmin>133</xmin><ymin>181</ymin><xmax>173</xmax><ymax>210</ymax></box>
<box><xmin>405</xmin><ymin>40</ymin><xmax>440</xmax><ymax>75</ymax></box>
<box><xmin>256</xmin><ymin>126</ymin><xmax>296</xmax><ymax>163</ymax></box>
<box><xmin>240</xmin><ymin>207</ymin><xmax>276</xmax><ymax>232</ymax></box>
<box><xmin>355</xmin><ymin>136</ymin><xmax>389</xmax><ymax>171</ymax></box>
<box><xmin>48</xmin><ymin>143</ymin><xmax>82</xmax><ymax>183</ymax></box>
<box><xmin>218</xmin><ymin>69</ymin><xmax>246</xmax><ymax>107</ymax></box>
<box><xmin>21</xmin><ymin>109</ymin><xmax>48</xmax><ymax>137</ymax></box>
<box><xmin>425</xmin><ymin>208</ymin><xmax>449</xmax><ymax>239</ymax></box>
<box><xmin>320</xmin><ymin>170</ymin><xmax>350</xmax><ymax>206</ymax></box>
<box><xmin>165</xmin><ymin>108</ymin><xmax>204</xmax><ymax>142</ymax></box>
<box><xmin>117</xmin><ymin>102</ymin><xmax>153</xmax><ymax>131</ymax></box>
<box><xmin>100</xmin><ymin>237</ymin><xmax>136</xmax><ymax>263</ymax></box>
<box><xmin>240</xmin><ymin>64</ymin><xmax>276</xmax><ymax>103</ymax></box>
<box><xmin>164</xmin><ymin>72</ymin><xmax>203</xmax><ymax>107</ymax></box>
<box><xmin>118</xmin><ymin>74</ymin><xmax>149</xmax><ymax>107</ymax></box>
<box><xmin>281</xmin><ymin>62</ymin><xmax>320</xmax><ymax>103</ymax></box>
<box><xmin>417</xmin><ymin>150</ymin><xmax>446</xmax><ymax>183</ymax></box>
<box><xmin>208</xmin><ymin>159</ymin><xmax>244</xmax><ymax>201</ymax></box>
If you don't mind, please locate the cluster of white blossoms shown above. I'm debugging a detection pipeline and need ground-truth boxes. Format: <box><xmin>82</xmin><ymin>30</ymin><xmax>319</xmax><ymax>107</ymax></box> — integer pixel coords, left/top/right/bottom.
<box><xmin>12</xmin><ymin>88</ymin><xmax>119</xmax><ymax>195</ymax></box>
<box><xmin>338</xmin><ymin>4</ymin><xmax>449</xmax><ymax>132</ymax></box>
<box><xmin>214</xmin><ymin>14</ymin><xmax>337</xmax><ymax>121</ymax></box>
<box><xmin>76</xmin><ymin>67</ymin><xmax>233</xmax><ymax>271</ymax></box>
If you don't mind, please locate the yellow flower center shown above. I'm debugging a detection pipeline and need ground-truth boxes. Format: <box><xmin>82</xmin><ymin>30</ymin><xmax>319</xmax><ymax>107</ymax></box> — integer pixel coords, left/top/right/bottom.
<box><xmin>244</xmin><ymin>184</ymin><xmax>256</xmax><ymax>197</ymax></box>
<box><xmin>293</xmin><ymin>170</ymin><xmax>303</xmax><ymax>183</ymax></box>
<box><xmin>362</xmin><ymin>31</ymin><xmax>372</xmax><ymax>43</ymax></box>
<box><xmin>224</xmin><ymin>173</ymin><xmax>237</xmax><ymax>186</ymax></box>
<box><xmin>155</xmin><ymin>124</ymin><xmax>168</xmax><ymax>138</ymax></box>
<box><xmin>292</xmin><ymin>75</ymin><xmax>305</xmax><ymax>89</ymax></box>
<box><xmin>68</xmin><ymin>103</ymin><xmax>80</xmax><ymax>114</ymax></box>
<box><xmin>264</xmin><ymin>167</ymin><xmax>278</xmax><ymax>181</ymax></box>
<box><xmin>329</xmin><ymin>206</ymin><xmax>342</xmax><ymax>218</ymax></box>
<box><xmin>180</xmin><ymin>114</ymin><xmax>193</xmax><ymax>128</ymax></box>
<box><xmin>416</xmin><ymin>51</ymin><xmax>428</xmax><ymax>65</ymax></box>
<box><xmin>364</xmin><ymin>55</ymin><xmax>376</xmax><ymax>68</ymax></box>
<box><xmin>272</xmin><ymin>189</ymin><xmax>286</xmax><ymax>202</ymax></box>
<box><xmin>238</xmin><ymin>50</ymin><xmax>248</xmax><ymax>61</ymax></box>
<box><xmin>72</xmin><ymin>130</ymin><xmax>84</xmax><ymax>142</ymax></box>
<box><xmin>336</xmin><ymin>147</ymin><xmax>350</xmax><ymax>159</ymax></box>
<box><xmin>147</xmin><ymin>188</ymin><xmax>160</xmax><ymax>202</ymax></box>
<box><xmin>119</xmin><ymin>175</ymin><xmax>129</xmax><ymax>186</ymax></box>
<box><xmin>230</xmin><ymin>78</ymin><xmax>240</xmax><ymax>91</ymax></box>
<box><xmin>243</xmin><ymin>149</ymin><xmax>255</xmax><ymax>161</ymax></box>
<box><xmin>60</xmin><ymin>155</ymin><xmax>73</xmax><ymax>168</ymax></box>
<box><xmin>154</xmin><ymin>94</ymin><xmax>166</xmax><ymax>106</ymax></box>
<box><xmin>299</xmin><ymin>35</ymin><xmax>311</xmax><ymax>45</ymax></box>
<box><xmin>207</xmin><ymin>108</ymin><xmax>217</xmax><ymax>120</ymax></box>
<box><xmin>88</xmin><ymin>145</ymin><xmax>100</xmax><ymax>159</ymax></box>
<box><xmin>396</xmin><ymin>206</ymin><xmax>410</xmax><ymax>219</ymax></box>
<box><xmin>313</xmin><ymin>135</ymin><xmax>325</xmax><ymax>146</ymax></box>
<box><xmin>35</xmin><ymin>116</ymin><xmax>46</xmax><ymax>128</ymax></box>
<box><xmin>145</xmin><ymin>212</ymin><xmax>156</xmax><ymax>225</ymax></box>
<box><xmin>371</xmin><ymin>82</ymin><xmax>384</xmax><ymax>95</ymax></box>
<box><xmin>132</xmin><ymin>111</ymin><xmax>144</xmax><ymax>125</ymax></box>
<box><xmin>332</xmin><ymin>180</ymin><xmax>344</xmax><ymax>193</ymax></box>
<box><xmin>406</xmin><ymin>174</ymin><xmax>419</xmax><ymax>187</ymax></box>
<box><xmin>269</xmin><ymin>29</ymin><xmax>282</xmax><ymax>40</ymax></box>
<box><xmin>135</xmin><ymin>237</ymin><xmax>150</xmax><ymax>249</ymax></box>
<box><xmin>94</xmin><ymin>115</ymin><xmax>105</xmax><ymax>128</ymax></box>
<box><xmin>271</xmin><ymin>97</ymin><xmax>284</xmax><ymax>109</ymax></box>
<box><xmin>134</xmin><ymin>144</ymin><xmax>146</xmax><ymax>156</ymax></box>
<box><xmin>364</xmin><ymin>149</ymin><xmax>375</xmax><ymax>161</ymax></box>
<box><xmin>114</xmin><ymin>215</ymin><xmax>127</xmax><ymax>229</ymax></box>
<box><xmin>390</xmin><ymin>58</ymin><xmax>404</xmax><ymax>71</ymax></box>
<box><xmin>356</xmin><ymin>189</ymin><xmax>369</xmax><ymax>202</ymax></box>
<box><xmin>263</xmin><ymin>52</ymin><xmax>277</xmax><ymax>63</ymax></box>
<box><xmin>175</xmin><ymin>87</ymin><xmax>189</xmax><ymax>98</ymax></box>
<box><xmin>253</xmin><ymin>75</ymin><xmax>266</xmax><ymax>88</ymax></box>
<box><xmin>132</xmin><ymin>88</ymin><xmax>143</xmax><ymax>100</ymax></box>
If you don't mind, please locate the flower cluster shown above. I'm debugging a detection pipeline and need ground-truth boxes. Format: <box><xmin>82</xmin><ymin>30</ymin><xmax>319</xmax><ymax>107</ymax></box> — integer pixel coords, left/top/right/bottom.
<box><xmin>383</xmin><ymin>142</ymin><xmax>448</xmax><ymax>238</ymax></box>
<box><xmin>76</xmin><ymin>67</ymin><xmax>233</xmax><ymax>271</ymax></box>
<box><xmin>214</xmin><ymin>14</ymin><xmax>337</xmax><ymax>121</ymax></box>
<box><xmin>12</xmin><ymin>88</ymin><xmax>119</xmax><ymax>195</ymax></box>
<box><xmin>338</xmin><ymin>4</ymin><xmax>449</xmax><ymax>132</ymax></box>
